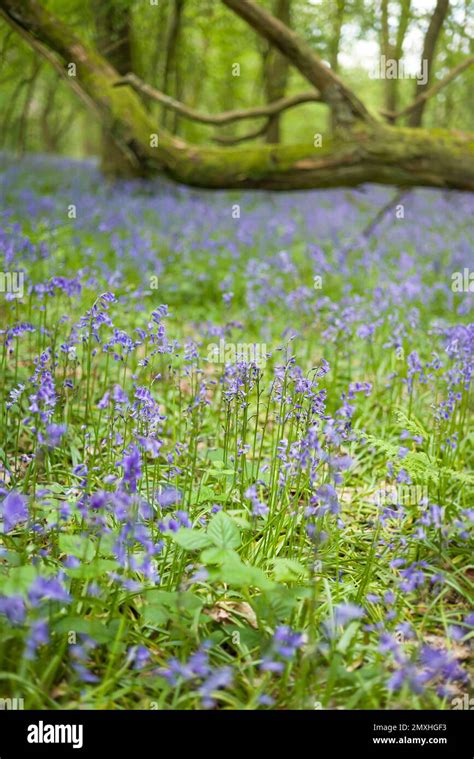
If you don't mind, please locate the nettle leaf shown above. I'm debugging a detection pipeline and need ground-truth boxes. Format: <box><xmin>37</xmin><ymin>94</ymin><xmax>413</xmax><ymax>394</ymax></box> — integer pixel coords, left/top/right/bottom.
<box><xmin>207</xmin><ymin>512</ymin><xmax>241</xmax><ymax>549</ymax></box>
<box><xmin>53</xmin><ymin>616</ymin><xmax>121</xmax><ymax>644</ymax></box>
<box><xmin>142</xmin><ymin>590</ymin><xmax>204</xmax><ymax>627</ymax></box>
<box><xmin>146</xmin><ymin>590</ymin><xmax>203</xmax><ymax>612</ymax></box>
<box><xmin>252</xmin><ymin>586</ymin><xmax>310</xmax><ymax>622</ymax></box>
<box><xmin>214</xmin><ymin>554</ymin><xmax>274</xmax><ymax>590</ymax></box>
<box><xmin>65</xmin><ymin>559</ymin><xmax>119</xmax><ymax>579</ymax></box>
<box><xmin>0</xmin><ymin>565</ymin><xmax>40</xmax><ymax>597</ymax></box>
<box><xmin>191</xmin><ymin>485</ymin><xmax>215</xmax><ymax>504</ymax></box>
<box><xmin>58</xmin><ymin>534</ymin><xmax>96</xmax><ymax>562</ymax></box>
<box><xmin>272</xmin><ymin>558</ymin><xmax>308</xmax><ymax>582</ymax></box>
<box><xmin>201</xmin><ymin>546</ymin><xmax>236</xmax><ymax>565</ymax></box>
<box><xmin>171</xmin><ymin>528</ymin><xmax>212</xmax><ymax>551</ymax></box>
<box><xmin>142</xmin><ymin>604</ymin><xmax>170</xmax><ymax>627</ymax></box>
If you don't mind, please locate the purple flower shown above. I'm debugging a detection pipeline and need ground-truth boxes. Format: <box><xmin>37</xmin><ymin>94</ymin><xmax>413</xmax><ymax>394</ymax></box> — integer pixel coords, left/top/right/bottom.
<box><xmin>388</xmin><ymin>663</ymin><xmax>427</xmax><ymax>694</ymax></box>
<box><xmin>128</xmin><ymin>645</ymin><xmax>150</xmax><ymax>670</ymax></box>
<box><xmin>260</xmin><ymin>657</ymin><xmax>285</xmax><ymax>673</ymax></box>
<box><xmin>463</xmin><ymin>612</ymin><xmax>474</xmax><ymax>626</ymax></box>
<box><xmin>273</xmin><ymin>625</ymin><xmax>305</xmax><ymax>659</ymax></box>
<box><xmin>366</xmin><ymin>593</ymin><xmax>381</xmax><ymax>604</ymax></box>
<box><xmin>156</xmin><ymin>487</ymin><xmax>182</xmax><ymax>509</ymax></box>
<box><xmin>315</xmin><ymin>484</ymin><xmax>339</xmax><ymax>516</ymax></box>
<box><xmin>258</xmin><ymin>694</ymin><xmax>275</xmax><ymax>706</ymax></box>
<box><xmin>25</xmin><ymin>619</ymin><xmax>49</xmax><ymax>659</ymax></box>
<box><xmin>420</xmin><ymin>645</ymin><xmax>467</xmax><ymax>683</ymax></box>
<box><xmin>379</xmin><ymin>633</ymin><xmax>400</xmax><ymax>655</ymax></box>
<box><xmin>245</xmin><ymin>485</ymin><xmax>268</xmax><ymax>517</ymax></box>
<box><xmin>198</xmin><ymin>666</ymin><xmax>233</xmax><ymax>708</ymax></box>
<box><xmin>29</xmin><ymin>576</ymin><xmax>71</xmax><ymax>605</ymax></box>
<box><xmin>334</xmin><ymin>603</ymin><xmax>365</xmax><ymax>626</ymax></box>
<box><xmin>398</xmin><ymin>562</ymin><xmax>427</xmax><ymax>593</ymax></box>
<box><xmin>0</xmin><ymin>595</ymin><xmax>26</xmax><ymax>624</ymax></box>
<box><xmin>1</xmin><ymin>491</ymin><xmax>28</xmax><ymax>532</ymax></box>
<box><xmin>120</xmin><ymin>445</ymin><xmax>142</xmax><ymax>493</ymax></box>
<box><xmin>38</xmin><ymin>423</ymin><xmax>66</xmax><ymax>448</ymax></box>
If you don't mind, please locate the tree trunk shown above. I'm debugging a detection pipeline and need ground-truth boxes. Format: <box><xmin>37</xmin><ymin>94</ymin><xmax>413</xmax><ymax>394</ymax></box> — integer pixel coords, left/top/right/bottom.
<box><xmin>95</xmin><ymin>2</ymin><xmax>138</xmax><ymax>177</ymax></box>
<box><xmin>328</xmin><ymin>0</ymin><xmax>345</xmax><ymax>132</ymax></box>
<box><xmin>1</xmin><ymin>0</ymin><xmax>473</xmax><ymax>190</ymax></box>
<box><xmin>381</xmin><ymin>0</ymin><xmax>411</xmax><ymax>120</ymax></box>
<box><xmin>162</xmin><ymin>0</ymin><xmax>185</xmax><ymax>132</ymax></box>
<box><xmin>263</xmin><ymin>0</ymin><xmax>291</xmax><ymax>143</ymax></box>
<box><xmin>408</xmin><ymin>0</ymin><xmax>449</xmax><ymax>127</ymax></box>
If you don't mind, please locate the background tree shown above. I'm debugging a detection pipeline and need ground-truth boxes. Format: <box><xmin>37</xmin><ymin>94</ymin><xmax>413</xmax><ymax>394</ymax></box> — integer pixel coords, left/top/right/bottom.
<box><xmin>0</xmin><ymin>0</ymin><xmax>473</xmax><ymax>189</ymax></box>
<box><xmin>380</xmin><ymin>0</ymin><xmax>411</xmax><ymax>120</ymax></box>
<box><xmin>95</xmin><ymin>0</ymin><xmax>136</xmax><ymax>175</ymax></box>
<box><xmin>408</xmin><ymin>0</ymin><xmax>450</xmax><ymax>126</ymax></box>
<box><xmin>262</xmin><ymin>0</ymin><xmax>291</xmax><ymax>143</ymax></box>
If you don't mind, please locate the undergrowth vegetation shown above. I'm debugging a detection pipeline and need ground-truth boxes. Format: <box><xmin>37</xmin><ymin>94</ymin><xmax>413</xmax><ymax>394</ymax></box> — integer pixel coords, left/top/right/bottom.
<box><xmin>0</xmin><ymin>154</ymin><xmax>472</xmax><ymax>709</ymax></box>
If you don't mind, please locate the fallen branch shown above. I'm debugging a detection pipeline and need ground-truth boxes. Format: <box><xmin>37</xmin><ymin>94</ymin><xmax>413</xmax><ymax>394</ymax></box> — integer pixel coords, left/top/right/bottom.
<box><xmin>222</xmin><ymin>0</ymin><xmax>374</xmax><ymax>126</ymax></box>
<box><xmin>381</xmin><ymin>56</ymin><xmax>474</xmax><ymax>122</ymax></box>
<box><xmin>360</xmin><ymin>189</ymin><xmax>408</xmax><ymax>239</ymax></box>
<box><xmin>1</xmin><ymin>0</ymin><xmax>474</xmax><ymax>191</ymax></box>
<box><xmin>211</xmin><ymin>123</ymin><xmax>269</xmax><ymax>144</ymax></box>
<box><xmin>113</xmin><ymin>72</ymin><xmax>322</xmax><ymax>125</ymax></box>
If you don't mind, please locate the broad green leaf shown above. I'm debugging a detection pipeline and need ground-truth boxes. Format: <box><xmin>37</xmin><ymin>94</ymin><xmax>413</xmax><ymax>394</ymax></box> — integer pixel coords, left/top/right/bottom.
<box><xmin>58</xmin><ymin>534</ymin><xmax>96</xmax><ymax>562</ymax></box>
<box><xmin>0</xmin><ymin>565</ymin><xmax>39</xmax><ymax>597</ymax></box>
<box><xmin>65</xmin><ymin>559</ymin><xmax>118</xmax><ymax>579</ymax></box>
<box><xmin>214</xmin><ymin>555</ymin><xmax>273</xmax><ymax>590</ymax></box>
<box><xmin>207</xmin><ymin>512</ymin><xmax>241</xmax><ymax>549</ymax></box>
<box><xmin>252</xmin><ymin>586</ymin><xmax>309</xmax><ymax>621</ymax></box>
<box><xmin>143</xmin><ymin>590</ymin><xmax>203</xmax><ymax>627</ymax></box>
<box><xmin>171</xmin><ymin>528</ymin><xmax>212</xmax><ymax>551</ymax></box>
<box><xmin>272</xmin><ymin>558</ymin><xmax>308</xmax><ymax>582</ymax></box>
<box><xmin>53</xmin><ymin>616</ymin><xmax>121</xmax><ymax>643</ymax></box>
<box><xmin>201</xmin><ymin>546</ymin><xmax>236</xmax><ymax>565</ymax></box>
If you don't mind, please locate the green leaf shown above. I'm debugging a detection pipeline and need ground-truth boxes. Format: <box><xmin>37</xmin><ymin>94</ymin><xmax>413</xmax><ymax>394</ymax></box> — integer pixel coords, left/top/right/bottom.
<box><xmin>143</xmin><ymin>590</ymin><xmax>203</xmax><ymax>627</ymax></box>
<box><xmin>252</xmin><ymin>586</ymin><xmax>309</xmax><ymax>622</ymax></box>
<box><xmin>272</xmin><ymin>558</ymin><xmax>308</xmax><ymax>582</ymax></box>
<box><xmin>207</xmin><ymin>512</ymin><xmax>241</xmax><ymax>549</ymax></box>
<box><xmin>58</xmin><ymin>534</ymin><xmax>96</xmax><ymax>562</ymax></box>
<box><xmin>65</xmin><ymin>559</ymin><xmax>118</xmax><ymax>579</ymax></box>
<box><xmin>171</xmin><ymin>528</ymin><xmax>212</xmax><ymax>551</ymax></box>
<box><xmin>53</xmin><ymin>616</ymin><xmax>121</xmax><ymax>643</ymax></box>
<box><xmin>191</xmin><ymin>485</ymin><xmax>215</xmax><ymax>504</ymax></box>
<box><xmin>214</xmin><ymin>554</ymin><xmax>273</xmax><ymax>590</ymax></box>
<box><xmin>142</xmin><ymin>605</ymin><xmax>170</xmax><ymax>626</ymax></box>
<box><xmin>336</xmin><ymin>620</ymin><xmax>361</xmax><ymax>655</ymax></box>
<box><xmin>0</xmin><ymin>566</ymin><xmax>39</xmax><ymax>597</ymax></box>
<box><xmin>201</xmin><ymin>546</ymin><xmax>236</xmax><ymax>565</ymax></box>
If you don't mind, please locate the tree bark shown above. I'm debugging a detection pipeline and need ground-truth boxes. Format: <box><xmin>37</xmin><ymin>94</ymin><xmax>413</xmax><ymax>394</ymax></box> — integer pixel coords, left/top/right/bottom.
<box><xmin>381</xmin><ymin>55</ymin><xmax>474</xmax><ymax>121</ymax></box>
<box><xmin>381</xmin><ymin>0</ymin><xmax>411</xmax><ymax>120</ymax></box>
<box><xmin>162</xmin><ymin>0</ymin><xmax>185</xmax><ymax>132</ymax></box>
<box><xmin>263</xmin><ymin>0</ymin><xmax>291</xmax><ymax>143</ymax></box>
<box><xmin>95</xmin><ymin>1</ymin><xmax>137</xmax><ymax>176</ymax></box>
<box><xmin>0</xmin><ymin>0</ymin><xmax>473</xmax><ymax>191</ymax></box>
<box><xmin>328</xmin><ymin>0</ymin><xmax>345</xmax><ymax>132</ymax></box>
<box><xmin>222</xmin><ymin>0</ymin><xmax>374</xmax><ymax>128</ymax></box>
<box><xmin>408</xmin><ymin>0</ymin><xmax>449</xmax><ymax>127</ymax></box>
<box><xmin>114</xmin><ymin>74</ymin><xmax>321</xmax><ymax>125</ymax></box>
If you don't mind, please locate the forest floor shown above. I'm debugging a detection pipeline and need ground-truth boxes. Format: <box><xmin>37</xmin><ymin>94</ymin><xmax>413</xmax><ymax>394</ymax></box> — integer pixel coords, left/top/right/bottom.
<box><xmin>0</xmin><ymin>153</ymin><xmax>472</xmax><ymax>709</ymax></box>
